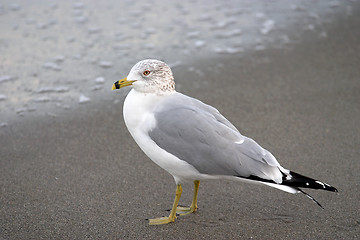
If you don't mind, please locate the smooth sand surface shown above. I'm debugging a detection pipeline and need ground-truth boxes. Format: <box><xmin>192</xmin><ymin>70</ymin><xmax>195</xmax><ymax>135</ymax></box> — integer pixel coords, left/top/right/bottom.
<box><xmin>1</xmin><ymin>8</ymin><xmax>360</xmax><ymax>240</ymax></box>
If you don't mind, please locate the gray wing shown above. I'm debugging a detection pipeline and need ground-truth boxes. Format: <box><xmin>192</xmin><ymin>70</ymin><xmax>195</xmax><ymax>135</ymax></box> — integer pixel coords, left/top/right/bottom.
<box><xmin>148</xmin><ymin>93</ymin><xmax>283</xmax><ymax>182</ymax></box>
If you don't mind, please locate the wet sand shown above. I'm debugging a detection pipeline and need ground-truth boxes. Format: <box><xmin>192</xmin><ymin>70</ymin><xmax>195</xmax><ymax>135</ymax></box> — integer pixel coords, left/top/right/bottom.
<box><xmin>1</xmin><ymin>5</ymin><xmax>360</xmax><ymax>240</ymax></box>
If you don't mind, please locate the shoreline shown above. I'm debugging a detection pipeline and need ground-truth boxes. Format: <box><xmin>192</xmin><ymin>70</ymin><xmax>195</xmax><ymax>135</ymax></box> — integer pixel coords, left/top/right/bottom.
<box><xmin>1</xmin><ymin>0</ymin><xmax>358</xmax><ymax>125</ymax></box>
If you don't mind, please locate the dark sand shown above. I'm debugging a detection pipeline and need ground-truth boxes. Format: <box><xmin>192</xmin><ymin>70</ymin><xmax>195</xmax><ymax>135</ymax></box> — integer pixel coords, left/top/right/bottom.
<box><xmin>1</xmin><ymin>8</ymin><xmax>360</xmax><ymax>240</ymax></box>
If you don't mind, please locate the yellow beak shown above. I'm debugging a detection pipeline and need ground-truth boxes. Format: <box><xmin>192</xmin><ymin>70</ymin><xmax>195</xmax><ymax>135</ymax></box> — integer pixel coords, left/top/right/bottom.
<box><xmin>112</xmin><ymin>77</ymin><xmax>136</xmax><ymax>90</ymax></box>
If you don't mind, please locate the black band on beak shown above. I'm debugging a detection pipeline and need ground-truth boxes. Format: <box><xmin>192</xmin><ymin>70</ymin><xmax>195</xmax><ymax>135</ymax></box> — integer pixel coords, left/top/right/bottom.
<box><xmin>114</xmin><ymin>81</ymin><xmax>120</xmax><ymax>89</ymax></box>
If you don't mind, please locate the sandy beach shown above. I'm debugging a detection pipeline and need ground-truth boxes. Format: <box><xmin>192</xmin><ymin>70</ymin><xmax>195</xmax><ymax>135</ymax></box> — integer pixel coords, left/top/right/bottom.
<box><xmin>1</xmin><ymin>1</ymin><xmax>360</xmax><ymax>239</ymax></box>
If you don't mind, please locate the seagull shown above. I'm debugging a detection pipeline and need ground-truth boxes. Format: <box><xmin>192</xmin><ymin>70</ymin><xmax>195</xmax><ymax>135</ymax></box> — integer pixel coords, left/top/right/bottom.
<box><xmin>112</xmin><ymin>59</ymin><xmax>337</xmax><ymax>225</ymax></box>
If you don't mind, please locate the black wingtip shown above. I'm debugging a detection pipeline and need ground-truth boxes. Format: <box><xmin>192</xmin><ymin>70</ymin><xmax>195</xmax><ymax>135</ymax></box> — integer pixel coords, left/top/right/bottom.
<box><xmin>328</xmin><ymin>185</ymin><xmax>338</xmax><ymax>193</ymax></box>
<box><xmin>283</xmin><ymin>171</ymin><xmax>338</xmax><ymax>192</ymax></box>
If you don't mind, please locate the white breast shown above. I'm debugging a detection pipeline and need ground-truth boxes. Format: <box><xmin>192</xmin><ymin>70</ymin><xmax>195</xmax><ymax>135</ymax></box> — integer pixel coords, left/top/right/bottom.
<box><xmin>123</xmin><ymin>89</ymin><xmax>202</xmax><ymax>183</ymax></box>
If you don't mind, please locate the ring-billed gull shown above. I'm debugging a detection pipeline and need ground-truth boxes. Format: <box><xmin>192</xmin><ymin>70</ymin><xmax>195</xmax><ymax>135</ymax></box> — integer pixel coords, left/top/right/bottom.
<box><xmin>112</xmin><ymin>59</ymin><xmax>337</xmax><ymax>225</ymax></box>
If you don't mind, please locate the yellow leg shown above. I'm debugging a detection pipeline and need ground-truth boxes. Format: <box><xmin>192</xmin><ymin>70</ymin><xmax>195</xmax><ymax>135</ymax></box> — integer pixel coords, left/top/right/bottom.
<box><xmin>176</xmin><ymin>180</ymin><xmax>200</xmax><ymax>215</ymax></box>
<box><xmin>149</xmin><ymin>184</ymin><xmax>182</xmax><ymax>225</ymax></box>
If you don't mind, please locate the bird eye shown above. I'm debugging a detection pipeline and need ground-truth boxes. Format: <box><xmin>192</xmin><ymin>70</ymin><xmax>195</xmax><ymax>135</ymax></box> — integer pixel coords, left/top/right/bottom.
<box><xmin>143</xmin><ymin>70</ymin><xmax>151</xmax><ymax>76</ymax></box>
